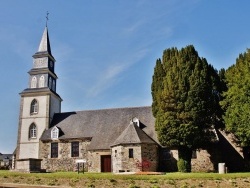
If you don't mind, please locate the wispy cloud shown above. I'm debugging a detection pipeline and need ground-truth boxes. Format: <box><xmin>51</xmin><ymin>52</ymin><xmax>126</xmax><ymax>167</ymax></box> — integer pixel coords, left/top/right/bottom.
<box><xmin>121</xmin><ymin>20</ymin><xmax>145</xmax><ymax>36</ymax></box>
<box><xmin>86</xmin><ymin>47</ymin><xmax>149</xmax><ymax>97</ymax></box>
<box><xmin>86</xmin><ymin>64</ymin><xmax>125</xmax><ymax>97</ymax></box>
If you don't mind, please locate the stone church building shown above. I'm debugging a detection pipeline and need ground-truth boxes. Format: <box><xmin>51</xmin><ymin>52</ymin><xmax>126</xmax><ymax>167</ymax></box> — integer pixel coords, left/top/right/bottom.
<box><xmin>14</xmin><ymin>26</ymin><xmax>249</xmax><ymax>173</ymax></box>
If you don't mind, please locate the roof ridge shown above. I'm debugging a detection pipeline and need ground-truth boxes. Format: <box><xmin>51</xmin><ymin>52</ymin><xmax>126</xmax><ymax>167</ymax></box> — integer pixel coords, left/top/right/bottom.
<box><xmin>59</xmin><ymin>106</ymin><xmax>151</xmax><ymax>114</ymax></box>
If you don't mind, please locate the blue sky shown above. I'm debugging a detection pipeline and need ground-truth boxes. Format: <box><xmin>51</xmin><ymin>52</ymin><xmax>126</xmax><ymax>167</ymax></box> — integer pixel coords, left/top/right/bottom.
<box><xmin>1</xmin><ymin>0</ymin><xmax>250</xmax><ymax>153</ymax></box>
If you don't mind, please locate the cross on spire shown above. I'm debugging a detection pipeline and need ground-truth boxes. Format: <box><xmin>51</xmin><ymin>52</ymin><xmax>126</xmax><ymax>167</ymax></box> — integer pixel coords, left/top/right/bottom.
<box><xmin>46</xmin><ymin>11</ymin><xmax>49</xmax><ymax>27</ymax></box>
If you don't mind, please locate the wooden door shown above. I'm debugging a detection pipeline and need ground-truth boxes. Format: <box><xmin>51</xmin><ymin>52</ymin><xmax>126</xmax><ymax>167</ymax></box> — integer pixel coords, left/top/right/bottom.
<box><xmin>101</xmin><ymin>155</ymin><xmax>111</xmax><ymax>172</ymax></box>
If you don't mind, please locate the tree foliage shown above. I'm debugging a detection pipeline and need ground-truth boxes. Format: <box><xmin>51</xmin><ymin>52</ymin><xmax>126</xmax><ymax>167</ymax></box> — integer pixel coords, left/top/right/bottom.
<box><xmin>220</xmin><ymin>49</ymin><xmax>250</xmax><ymax>147</ymax></box>
<box><xmin>151</xmin><ymin>45</ymin><xmax>222</xmax><ymax>171</ymax></box>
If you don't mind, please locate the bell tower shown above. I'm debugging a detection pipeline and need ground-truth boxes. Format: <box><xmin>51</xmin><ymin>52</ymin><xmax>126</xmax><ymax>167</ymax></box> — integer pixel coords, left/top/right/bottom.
<box><xmin>16</xmin><ymin>26</ymin><xmax>62</xmax><ymax>161</ymax></box>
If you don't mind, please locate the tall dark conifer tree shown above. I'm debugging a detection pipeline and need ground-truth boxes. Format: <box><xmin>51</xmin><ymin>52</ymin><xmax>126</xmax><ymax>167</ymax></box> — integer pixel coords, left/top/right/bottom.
<box><xmin>151</xmin><ymin>45</ymin><xmax>222</xmax><ymax>172</ymax></box>
<box><xmin>221</xmin><ymin>49</ymin><xmax>250</xmax><ymax>147</ymax></box>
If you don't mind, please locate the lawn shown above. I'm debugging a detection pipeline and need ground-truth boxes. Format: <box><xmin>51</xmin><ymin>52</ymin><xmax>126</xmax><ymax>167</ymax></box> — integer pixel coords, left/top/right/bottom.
<box><xmin>0</xmin><ymin>170</ymin><xmax>250</xmax><ymax>187</ymax></box>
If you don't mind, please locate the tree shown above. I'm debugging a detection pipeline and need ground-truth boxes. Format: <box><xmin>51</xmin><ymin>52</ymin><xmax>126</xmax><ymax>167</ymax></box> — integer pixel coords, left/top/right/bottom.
<box><xmin>220</xmin><ymin>49</ymin><xmax>250</xmax><ymax>147</ymax></box>
<box><xmin>151</xmin><ymin>45</ymin><xmax>222</xmax><ymax>172</ymax></box>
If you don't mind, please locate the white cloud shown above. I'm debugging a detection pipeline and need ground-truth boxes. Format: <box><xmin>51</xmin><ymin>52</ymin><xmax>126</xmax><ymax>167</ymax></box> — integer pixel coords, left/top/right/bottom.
<box><xmin>86</xmin><ymin>64</ymin><xmax>125</xmax><ymax>97</ymax></box>
<box><xmin>86</xmin><ymin>47</ymin><xmax>149</xmax><ymax>97</ymax></box>
<box><xmin>121</xmin><ymin>20</ymin><xmax>145</xmax><ymax>36</ymax></box>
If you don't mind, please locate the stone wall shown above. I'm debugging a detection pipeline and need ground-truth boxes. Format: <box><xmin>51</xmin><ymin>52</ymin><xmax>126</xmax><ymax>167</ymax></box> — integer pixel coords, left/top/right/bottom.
<box><xmin>111</xmin><ymin>143</ymin><xmax>158</xmax><ymax>173</ymax></box>
<box><xmin>191</xmin><ymin>150</ymin><xmax>214</xmax><ymax>172</ymax></box>
<box><xmin>40</xmin><ymin>140</ymin><xmax>89</xmax><ymax>172</ymax></box>
<box><xmin>112</xmin><ymin>144</ymin><xmax>141</xmax><ymax>173</ymax></box>
<box><xmin>16</xmin><ymin>158</ymin><xmax>42</xmax><ymax>172</ymax></box>
<box><xmin>88</xmin><ymin>150</ymin><xmax>111</xmax><ymax>172</ymax></box>
<box><xmin>141</xmin><ymin>144</ymin><xmax>158</xmax><ymax>172</ymax></box>
<box><xmin>38</xmin><ymin>132</ymin><xmax>249</xmax><ymax>173</ymax></box>
<box><xmin>168</xmin><ymin>149</ymin><xmax>216</xmax><ymax>172</ymax></box>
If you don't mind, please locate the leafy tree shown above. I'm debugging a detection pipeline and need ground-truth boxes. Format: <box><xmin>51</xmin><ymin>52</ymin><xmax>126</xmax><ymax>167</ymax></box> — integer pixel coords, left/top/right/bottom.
<box><xmin>220</xmin><ymin>49</ymin><xmax>250</xmax><ymax>147</ymax></box>
<box><xmin>151</xmin><ymin>45</ymin><xmax>222</xmax><ymax>172</ymax></box>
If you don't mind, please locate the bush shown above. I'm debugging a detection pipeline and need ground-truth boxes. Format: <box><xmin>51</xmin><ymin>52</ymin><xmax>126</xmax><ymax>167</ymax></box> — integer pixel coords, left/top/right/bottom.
<box><xmin>177</xmin><ymin>159</ymin><xmax>191</xmax><ymax>172</ymax></box>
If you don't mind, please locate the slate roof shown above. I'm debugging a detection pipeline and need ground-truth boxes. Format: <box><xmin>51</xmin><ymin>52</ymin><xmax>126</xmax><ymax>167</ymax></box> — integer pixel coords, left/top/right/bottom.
<box><xmin>111</xmin><ymin>122</ymin><xmax>156</xmax><ymax>147</ymax></box>
<box><xmin>36</xmin><ymin>26</ymin><xmax>52</xmax><ymax>56</ymax></box>
<box><xmin>0</xmin><ymin>153</ymin><xmax>12</xmax><ymax>162</ymax></box>
<box><xmin>41</xmin><ymin>106</ymin><xmax>158</xmax><ymax>150</ymax></box>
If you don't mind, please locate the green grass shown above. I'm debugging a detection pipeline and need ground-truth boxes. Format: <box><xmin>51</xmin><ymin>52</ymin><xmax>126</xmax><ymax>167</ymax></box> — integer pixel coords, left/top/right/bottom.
<box><xmin>1</xmin><ymin>170</ymin><xmax>250</xmax><ymax>180</ymax></box>
<box><xmin>1</xmin><ymin>171</ymin><xmax>250</xmax><ymax>188</ymax></box>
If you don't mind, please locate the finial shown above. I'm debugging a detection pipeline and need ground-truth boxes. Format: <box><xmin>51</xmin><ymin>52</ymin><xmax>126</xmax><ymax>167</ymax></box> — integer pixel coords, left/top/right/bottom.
<box><xmin>46</xmin><ymin>11</ymin><xmax>49</xmax><ymax>27</ymax></box>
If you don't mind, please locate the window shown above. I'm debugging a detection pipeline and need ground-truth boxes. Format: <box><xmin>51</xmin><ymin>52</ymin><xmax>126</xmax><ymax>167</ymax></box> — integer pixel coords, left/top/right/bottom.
<box><xmin>29</xmin><ymin>123</ymin><xmax>37</xmax><ymax>139</ymax></box>
<box><xmin>51</xmin><ymin>143</ymin><xmax>58</xmax><ymax>158</ymax></box>
<box><xmin>52</xmin><ymin>80</ymin><xmax>56</xmax><ymax>91</ymax></box>
<box><xmin>129</xmin><ymin>148</ymin><xmax>134</xmax><ymax>158</ymax></box>
<box><xmin>39</xmin><ymin>75</ymin><xmax>45</xmax><ymax>88</ymax></box>
<box><xmin>51</xmin><ymin>127</ymin><xmax>59</xmax><ymax>140</ymax></box>
<box><xmin>31</xmin><ymin>76</ymin><xmax>37</xmax><ymax>88</ymax></box>
<box><xmin>30</xmin><ymin>99</ymin><xmax>38</xmax><ymax>114</ymax></box>
<box><xmin>49</xmin><ymin>77</ymin><xmax>52</xmax><ymax>89</ymax></box>
<box><xmin>71</xmin><ymin>142</ymin><xmax>79</xmax><ymax>157</ymax></box>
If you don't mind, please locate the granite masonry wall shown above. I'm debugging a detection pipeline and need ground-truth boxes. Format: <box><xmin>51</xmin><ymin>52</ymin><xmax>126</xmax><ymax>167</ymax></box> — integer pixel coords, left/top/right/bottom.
<box><xmin>112</xmin><ymin>144</ymin><xmax>141</xmax><ymax>173</ymax></box>
<box><xmin>111</xmin><ymin>143</ymin><xmax>158</xmax><ymax>173</ymax></box>
<box><xmin>164</xmin><ymin>149</ymin><xmax>215</xmax><ymax>172</ymax></box>
<box><xmin>191</xmin><ymin>150</ymin><xmax>214</xmax><ymax>172</ymax></box>
<box><xmin>37</xmin><ymin>131</ymin><xmax>249</xmax><ymax>172</ymax></box>
<box><xmin>40</xmin><ymin>140</ymin><xmax>89</xmax><ymax>172</ymax></box>
<box><xmin>88</xmin><ymin>150</ymin><xmax>111</xmax><ymax>172</ymax></box>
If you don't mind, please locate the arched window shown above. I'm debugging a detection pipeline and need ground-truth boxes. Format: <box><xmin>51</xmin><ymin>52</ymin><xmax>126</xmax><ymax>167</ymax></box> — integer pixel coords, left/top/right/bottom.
<box><xmin>30</xmin><ymin>99</ymin><xmax>38</xmax><ymax>114</ymax></box>
<box><xmin>39</xmin><ymin>75</ymin><xmax>45</xmax><ymax>88</ymax></box>
<box><xmin>49</xmin><ymin>77</ymin><xmax>52</xmax><ymax>89</ymax></box>
<box><xmin>31</xmin><ymin>76</ymin><xmax>37</xmax><ymax>88</ymax></box>
<box><xmin>51</xmin><ymin>127</ymin><xmax>59</xmax><ymax>140</ymax></box>
<box><xmin>29</xmin><ymin>123</ymin><xmax>37</xmax><ymax>139</ymax></box>
<box><xmin>52</xmin><ymin>80</ymin><xmax>56</xmax><ymax>91</ymax></box>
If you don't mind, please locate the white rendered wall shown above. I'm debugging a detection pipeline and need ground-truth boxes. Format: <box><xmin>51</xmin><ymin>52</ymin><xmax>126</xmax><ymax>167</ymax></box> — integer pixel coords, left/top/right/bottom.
<box><xmin>22</xmin><ymin>96</ymin><xmax>48</xmax><ymax>117</ymax></box>
<box><xmin>18</xmin><ymin>95</ymin><xmax>49</xmax><ymax>159</ymax></box>
<box><xmin>19</xmin><ymin>142</ymin><xmax>39</xmax><ymax>159</ymax></box>
<box><xmin>20</xmin><ymin>118</ymin><xmax>47</xmax><ymax>142</ymax></box>
<box><xmin>18</xmin><ymin>93</ymin><xmax>61</xmax><ymax>160</ymax></box>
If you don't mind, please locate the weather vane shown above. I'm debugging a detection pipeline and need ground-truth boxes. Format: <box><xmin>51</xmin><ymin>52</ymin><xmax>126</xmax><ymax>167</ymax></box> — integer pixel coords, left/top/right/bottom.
<box><xmin>46</xmin><ymin>11</ymin><xmax>49</xmax><ymax>27</ymax></box>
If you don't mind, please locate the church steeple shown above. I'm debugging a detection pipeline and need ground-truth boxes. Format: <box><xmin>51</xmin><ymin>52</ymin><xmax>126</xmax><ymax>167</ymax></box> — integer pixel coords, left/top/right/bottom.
<box><xmin>37</xmin><ymin>26</ymin><xmax>52</xmax><ymax>56</ymax></box>
<box><xmin>32</xmin><ymin>26</ymin><xmax>55</xmax><ymax>72</ymax></box>
<box><xmin>16</xmin><ymin>24</ymin><xmax>62</xmax><ymax>162</ymax></box>
<box><xmin>20</xmin><ymin>24</ymin><xmax>62</xmax><ymax>100</ymax></box>
<box><xmin>26</xmin><ymin>25</ymin><xmax>59</xmax><ymax>91</ymax></box>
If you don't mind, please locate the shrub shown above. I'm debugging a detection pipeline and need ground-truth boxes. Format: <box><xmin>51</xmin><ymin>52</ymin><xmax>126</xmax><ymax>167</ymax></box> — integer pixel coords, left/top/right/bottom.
<box><xmin>177</xmin><ymin>159</ymin><xmax>191</xmax><ymax>172</ymax></box>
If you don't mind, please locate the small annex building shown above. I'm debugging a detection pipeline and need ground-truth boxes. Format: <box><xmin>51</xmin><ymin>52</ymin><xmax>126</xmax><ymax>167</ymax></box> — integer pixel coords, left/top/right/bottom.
<box><xmin>14</xmin><ymin>25</ymin><xmax>250</xmax><ymax>173</ymax></box>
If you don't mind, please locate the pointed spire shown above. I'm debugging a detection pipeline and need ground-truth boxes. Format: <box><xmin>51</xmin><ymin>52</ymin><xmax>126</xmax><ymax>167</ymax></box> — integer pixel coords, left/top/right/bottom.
<box><xmin>37</xmin><ymin>26</ymin><xmax>52</xmax><ymax>55</ymax></box>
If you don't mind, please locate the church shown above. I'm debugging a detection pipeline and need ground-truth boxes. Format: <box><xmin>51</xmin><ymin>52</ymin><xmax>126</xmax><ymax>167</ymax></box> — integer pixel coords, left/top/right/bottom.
<box><xmin>14</xmin><ymin>26</ymin><xmax>249</xmax><ymax>173</ymax></box>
